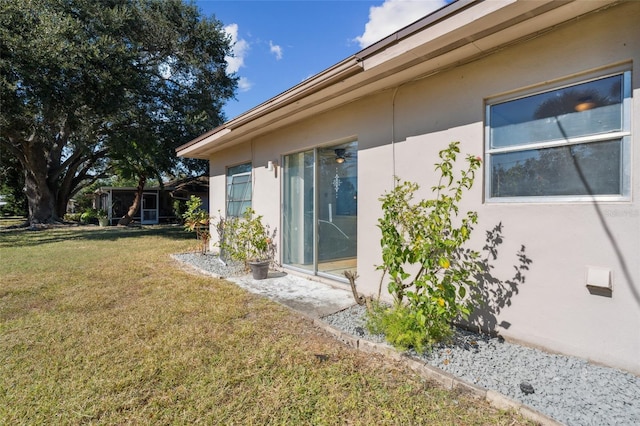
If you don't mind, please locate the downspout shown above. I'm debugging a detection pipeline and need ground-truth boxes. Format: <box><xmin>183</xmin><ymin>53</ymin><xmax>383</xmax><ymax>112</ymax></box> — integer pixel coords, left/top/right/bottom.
<box><xmin>251</xmin><ymin>138</ymin><xmax>256</xmax><ymax>206</ymax></box>
<box><xmin>391</xmin><ymin>86</ymin><xmax>400</xmax><ymax>186</ymax></box>
<box><xmin>377</xmin><ymin>85</ymin><xmax>402</xmax><ymax>299</ymax></box>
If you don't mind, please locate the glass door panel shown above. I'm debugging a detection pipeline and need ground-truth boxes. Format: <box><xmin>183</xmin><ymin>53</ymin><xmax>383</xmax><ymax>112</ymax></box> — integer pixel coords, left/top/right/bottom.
<box><xmin>282</xmin><ymin>142</ymin><xmax>357</xmax><ymax>279</ymax></box>
<box><xmin>283</xmin><ymin>150</ymin><xmax>315</xmax><ymax>271</ymax></box>
<box><xmin>141</xmin><ymin>193</ymin><xmax>158</xmax><ymax>224</ymax></box>
<box><xmin>317</xmin><ymin>141</ymin><xmax>357</xmax><ymax>276</ymax></box>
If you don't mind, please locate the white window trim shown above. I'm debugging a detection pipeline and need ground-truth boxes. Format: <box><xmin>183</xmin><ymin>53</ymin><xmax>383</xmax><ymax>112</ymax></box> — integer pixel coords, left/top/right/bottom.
<box><xmin>485</xmin><ymin>69</ymin><xmax>632</xmax><ymax>204</ymax></box>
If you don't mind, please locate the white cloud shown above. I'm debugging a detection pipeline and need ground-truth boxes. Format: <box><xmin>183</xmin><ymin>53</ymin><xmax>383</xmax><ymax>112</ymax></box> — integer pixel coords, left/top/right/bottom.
<box><xmin>224</xmin><ymin>23</ymin><xmax>250</xmax><ymax>74</ymax></box>
<box><xmin>237</xmin><ymin>77</ymin><xmax>252</xmax><ymax>92</ymax></box>
<box><xmin>354</xmin><ymin>0</ymin><xmax>447</xmax><ymax>49</ymax></box>
<box><xmin>269</xmin><ymin>41</ymin><xmax>283</xmax><ymax>60</ymax></box>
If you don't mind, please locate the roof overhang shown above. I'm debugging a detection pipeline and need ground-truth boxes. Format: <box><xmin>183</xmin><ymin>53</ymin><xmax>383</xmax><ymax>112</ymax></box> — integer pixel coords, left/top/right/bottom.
<box><xmin>177</xmin><ymin>0</ymin><xmax>620</xmax><ymax>159</ymax></box>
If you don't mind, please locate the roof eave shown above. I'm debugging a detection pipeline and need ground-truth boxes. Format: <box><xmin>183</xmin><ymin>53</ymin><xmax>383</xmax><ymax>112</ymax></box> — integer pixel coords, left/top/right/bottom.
<box><xmin>177</xmin><ymin>0</ymin><xmax>621</xmax><ymax>160</ymax></box>
<box><xmin>176</xmin><ymin>57</ymin><xmax>363</xmax><ymax>158</ymax></box>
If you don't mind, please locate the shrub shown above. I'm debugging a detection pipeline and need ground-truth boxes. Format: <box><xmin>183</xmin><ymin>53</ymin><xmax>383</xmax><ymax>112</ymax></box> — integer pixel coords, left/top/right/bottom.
<box><xmin>370</xmin><ymin>141</ymin><xmax>482</xmax><ymax>352</ymax></box>
<box><xmin>218</xmin><ymin>208</ymin><xmax>276</xmax><ymax>267</ymax></box>
<box><xmin>172</xmin><ymin>199</ymin><xmax>186</xmax><ymax>223</ymax></box>
<box><xmin>80</xmin><ymin>208</ymin><xmax>97</xmax><ymax>224</ymax></box>
<box><xmin>182</xmin><ymin>196</ymin><xmax>210</xmax><ymax>254</ymax></box>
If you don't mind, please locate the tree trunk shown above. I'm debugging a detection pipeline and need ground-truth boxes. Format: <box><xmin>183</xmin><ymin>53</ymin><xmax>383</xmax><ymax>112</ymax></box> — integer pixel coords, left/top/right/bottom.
<box><xmin>17</xmin><ymin>136</ymin><xmax>60</xmax><ymax>226</ymax></box>
<box><xmin>118</xmin><ymin>176</ymin><xmax>146</xmax><ymax>226</ymax></box>
<box><xmin>23</xmin><ymin>167</ymin><xmax>57</xmax><ymax>225</ymax></box>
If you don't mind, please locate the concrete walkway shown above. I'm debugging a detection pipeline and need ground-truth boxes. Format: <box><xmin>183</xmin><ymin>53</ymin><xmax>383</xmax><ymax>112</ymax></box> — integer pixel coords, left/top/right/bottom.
<box><xmin>226</xmin><ymin>270</ymin><xmax>356</xmax><ymax>318</ymax></box>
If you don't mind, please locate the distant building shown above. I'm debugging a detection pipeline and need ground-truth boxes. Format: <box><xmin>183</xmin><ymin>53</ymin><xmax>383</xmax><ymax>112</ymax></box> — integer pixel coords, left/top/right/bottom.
<box><xmin>94</xmin><ymin>176</ymin><xmax>209</xmax><ymax>225</ymax></box>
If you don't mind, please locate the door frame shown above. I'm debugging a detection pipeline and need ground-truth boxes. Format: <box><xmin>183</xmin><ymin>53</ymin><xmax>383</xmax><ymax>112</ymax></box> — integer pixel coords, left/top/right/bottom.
<box><xmin>140</xmin><ymin>192</ymin><xmax>159</xmax><ymax>224</ymax></box>
<box><xmin>282</xmin><ymin>140</ymin><xmax>358</xmax><ymax>280</ymax></box>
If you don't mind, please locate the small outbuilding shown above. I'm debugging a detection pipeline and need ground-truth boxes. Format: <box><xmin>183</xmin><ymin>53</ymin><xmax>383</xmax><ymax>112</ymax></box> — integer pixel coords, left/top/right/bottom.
<box><xmin>94</xmin><ymin>176</ymin><xmax>209</xmax><ymax>225</ymax></box>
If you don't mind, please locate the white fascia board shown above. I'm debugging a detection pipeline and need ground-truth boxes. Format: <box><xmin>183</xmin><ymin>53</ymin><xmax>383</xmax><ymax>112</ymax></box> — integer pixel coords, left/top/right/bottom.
<box><xmin>471</xmin><ymin>0</ymin><xmax>621</xmax><ymax>52</ymax></box>
<box><xmin>358</xmin><ymin>0</ymin><xmax>618</xmax><ymax>72</ymax></box>
<box><xmin>176</xmin><ymin>127</ymin><xmax>232</xmax><ymax>159</ymax></box>
<box><xmin>227</xmin><ymin>57</ymin><xmax>362</xmax><ymax>129</ymax></box>
<box><xmin>359</xmin><ymin>0</ymin><xmax>520</xmax><ymax>70</ymax></box>
<box><xmin>177</xmin><ymin>0</ymin><xmax>620</xmax><ymax>160</ymax></box>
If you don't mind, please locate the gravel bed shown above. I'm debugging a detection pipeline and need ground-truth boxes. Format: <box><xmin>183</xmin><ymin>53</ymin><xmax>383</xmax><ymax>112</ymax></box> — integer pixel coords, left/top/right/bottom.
<box><xmin>174</xmin><ymin>253</ymin><xmax>639</xmax><ymax>425</ymax></box>
<box><xmin>324</xmin><ymin>304</ymin><xmax>640</xmax><ymax>426</ymax></box>
<box><xmin>173</xmin><ymin>252</ymin><xmax>246</xmax><ymax>277</ymax></box>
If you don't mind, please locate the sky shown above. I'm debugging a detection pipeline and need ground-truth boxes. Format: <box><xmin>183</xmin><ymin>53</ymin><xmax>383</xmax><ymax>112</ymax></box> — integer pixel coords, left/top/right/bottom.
<box><xmin>194</xmin><ymin>0</ymin><xmax>450</xmax><ymax>120</ymax></box>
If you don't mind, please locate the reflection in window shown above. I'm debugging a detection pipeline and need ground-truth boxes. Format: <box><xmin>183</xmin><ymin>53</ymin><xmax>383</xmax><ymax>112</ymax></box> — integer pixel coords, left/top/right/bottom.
<box><xmin>491</xmin><ymin>141</ymin><xmax>621</xmax><ymax>197</ymax></box>
<box><xmin>226</xmin><ymin>163</ymin><xmax>252</xmax><ymax>217</ymax></box>
<box><xmin>487</xmin><ymin>71</ymin><xmax>630</xmax><ymax>200</ymax></box>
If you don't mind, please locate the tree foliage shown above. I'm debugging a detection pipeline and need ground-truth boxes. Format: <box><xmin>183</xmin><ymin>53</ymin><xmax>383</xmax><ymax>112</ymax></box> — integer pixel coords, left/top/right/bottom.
<box><xmin>0</xmin><ymin>0</ymin><xmax>237</xmax><ymax>225</ymax></box>
<box><xmin>0</xmin><ymin>143</ymin><xmax>27</xmax><ymax>216</ymax></box>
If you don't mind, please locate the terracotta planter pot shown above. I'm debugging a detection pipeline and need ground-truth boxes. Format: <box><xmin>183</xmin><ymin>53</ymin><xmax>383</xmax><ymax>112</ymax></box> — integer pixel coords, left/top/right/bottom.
<box><xmin>248</xmin><ymin>260</ymin><xmax>270</xmax><ymax>280</ymax></box>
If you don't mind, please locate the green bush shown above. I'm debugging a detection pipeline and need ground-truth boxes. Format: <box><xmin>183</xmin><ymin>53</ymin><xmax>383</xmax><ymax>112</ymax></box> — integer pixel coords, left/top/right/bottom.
<box><xmin>173</xmin><ymin>199</ymin><xmax>186</xmax><ymax>223</ymax></box>
<box><xmin>80</xmin><ymin>208</ymin><xmax>98</xmax><ymax>224</ymax></box>
<box><xmin>182</xmin><ymin>196</ymin><xmax>210</xmax><ymax>254</ymax></box>
<box><xmin>218</xmin><ymin>208</ymin><xmax>276</xmax><ymax>266</ymax></box>
<box><xmin>371</xmin><ymin>142</ymin><xmax>482</xmax><ymax>352</ymax></box>
<box><xmin>367</xmin><ymin>302</ymin><xmax>454</xmax><ymax>353</ymax></box>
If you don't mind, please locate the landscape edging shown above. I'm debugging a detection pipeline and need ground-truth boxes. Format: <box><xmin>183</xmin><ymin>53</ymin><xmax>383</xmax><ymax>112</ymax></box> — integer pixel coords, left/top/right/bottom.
<box><xmin>313</xmin><ymin>318</ymin><xmax>564</xmax><ymax>426</ymax></box>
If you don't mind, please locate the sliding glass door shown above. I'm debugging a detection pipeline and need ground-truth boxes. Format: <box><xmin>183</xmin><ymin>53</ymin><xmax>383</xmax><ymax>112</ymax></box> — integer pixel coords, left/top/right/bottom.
<box><xmin>283</xmin><ymin>141</ymin><xmax>357</xmax><ymax>279</ymax></box>
<box><xmin>282</xmin><ymin>150</ymin><xmax>315</xmax><ymax>270</ymax></box>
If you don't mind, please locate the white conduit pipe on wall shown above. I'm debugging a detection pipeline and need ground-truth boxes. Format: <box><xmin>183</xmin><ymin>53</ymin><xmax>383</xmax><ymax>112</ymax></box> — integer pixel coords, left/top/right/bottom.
<box><xmin>391</xmin><ymin>86</ymin><xmax>400</xmax><ymax>187</ymax></box>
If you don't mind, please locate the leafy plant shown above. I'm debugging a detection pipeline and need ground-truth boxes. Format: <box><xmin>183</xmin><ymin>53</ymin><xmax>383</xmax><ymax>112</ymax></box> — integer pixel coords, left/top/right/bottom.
<box><xmin>173</xmin><ymin>199</ymin><xmax>186</xmax><ymax>223</ymax></box>
<box><xmin>218</xmin><ymin>208</ymin><xmax>277</xmax><ymax>267</ymax></box>
<box><xmin>182</xmin><ymin>196</ymin><xmax>211</xmax><ymax>254</ymax></box>
<box><xmin>370</xmin><ymin>142</ymin><xmax>482</xmax><ymax>352</ymax></box>
<box><xmin>80</xmin><ymin>208</ymin><xmax>97</xmax><ymax>224</ymax></box>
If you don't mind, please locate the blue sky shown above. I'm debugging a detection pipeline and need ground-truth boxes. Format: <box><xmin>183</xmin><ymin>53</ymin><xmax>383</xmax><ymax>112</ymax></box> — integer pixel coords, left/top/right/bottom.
<box><xmin>195</xmin><ymin>0</ymin><xmax>449</xmax><ymax>120</ymax></box>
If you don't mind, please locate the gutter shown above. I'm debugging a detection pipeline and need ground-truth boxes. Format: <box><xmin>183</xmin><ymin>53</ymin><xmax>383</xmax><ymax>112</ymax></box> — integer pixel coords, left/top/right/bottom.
<box><xmin>355</xmin><ymin>0</ymin><xmax>478</xmax><ymax>61</ymax></box>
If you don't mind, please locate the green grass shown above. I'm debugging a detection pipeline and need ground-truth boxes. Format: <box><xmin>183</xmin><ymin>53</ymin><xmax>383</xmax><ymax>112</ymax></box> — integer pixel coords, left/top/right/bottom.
<box><xmin>0</xmin><ymin>215</ymin><xmax>28</xmax><ymax>228</ymax></box>
<box><xmin>0</xmin><ymin>226</ymin><xmax>534</xmax><ymax>425</ymax></box>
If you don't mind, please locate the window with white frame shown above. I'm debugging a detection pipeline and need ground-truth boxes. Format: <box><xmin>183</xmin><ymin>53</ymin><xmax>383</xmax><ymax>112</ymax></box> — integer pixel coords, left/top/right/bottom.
<box><xmin>226</xmin><ymin>163</ymin><xmax>252</xmax><ymax>217</ymax></box>
<box><xmin>486</xmin><ymin>70</ymin><xmax>631</xmax><ymax>201</ymax></box>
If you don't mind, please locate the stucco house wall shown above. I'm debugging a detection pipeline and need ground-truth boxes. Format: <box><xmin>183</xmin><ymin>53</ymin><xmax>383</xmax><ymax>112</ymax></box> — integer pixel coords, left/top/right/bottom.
<box><xmin>191</xmin><ymin>1</ymin><xmax>639</xmax><ymax>374</ymax></box>
<box><xmin>386</xmin><ymin>3</ymin><xmax>640</xmax><ymax>375</ymax></box>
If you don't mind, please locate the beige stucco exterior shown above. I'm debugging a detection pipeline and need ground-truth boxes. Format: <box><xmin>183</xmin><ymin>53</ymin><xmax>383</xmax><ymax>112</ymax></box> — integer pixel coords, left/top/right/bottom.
<box><xmin>178</xmin><ymin>0</ymin><xmax>640</xmax><ymax>374</ymax></box>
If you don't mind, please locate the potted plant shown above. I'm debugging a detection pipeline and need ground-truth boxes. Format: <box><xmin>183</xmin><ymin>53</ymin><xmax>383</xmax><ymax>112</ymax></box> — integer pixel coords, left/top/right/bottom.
<box><xmin>97</xmin><ymin>209</ymin><xmax>109</xmax><ymax>227</ymax></box>
<box><xmin>220</xmin><ymin>208</ymin><xmax>277</xmax><ymax>280</ymax></box>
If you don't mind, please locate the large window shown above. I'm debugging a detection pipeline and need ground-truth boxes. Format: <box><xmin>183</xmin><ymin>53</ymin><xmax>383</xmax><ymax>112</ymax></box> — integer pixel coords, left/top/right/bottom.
<box><xmin>486</xmin><ymin>70</ymin><xmax>631</xmax><ymax>201</ymax></box>
<box><xmin>226</xmin><ymin>163</ymin><xmax>252</xmax><ymax>217</ymax></box>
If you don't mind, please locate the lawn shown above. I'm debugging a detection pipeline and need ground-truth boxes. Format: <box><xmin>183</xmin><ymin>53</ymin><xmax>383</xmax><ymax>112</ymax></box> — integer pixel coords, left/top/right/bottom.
<box><xmin>0</xmin><ymin>225</ymin><xmax>533</xmax><ymax>425</ymax></box>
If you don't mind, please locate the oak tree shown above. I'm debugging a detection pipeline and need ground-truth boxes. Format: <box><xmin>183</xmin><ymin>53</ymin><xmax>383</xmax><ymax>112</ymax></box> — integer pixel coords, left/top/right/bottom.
<box><xmin>0</xmin><ymin>0</ymin><xmax>236</xmax><ymax>225</ymax></box>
